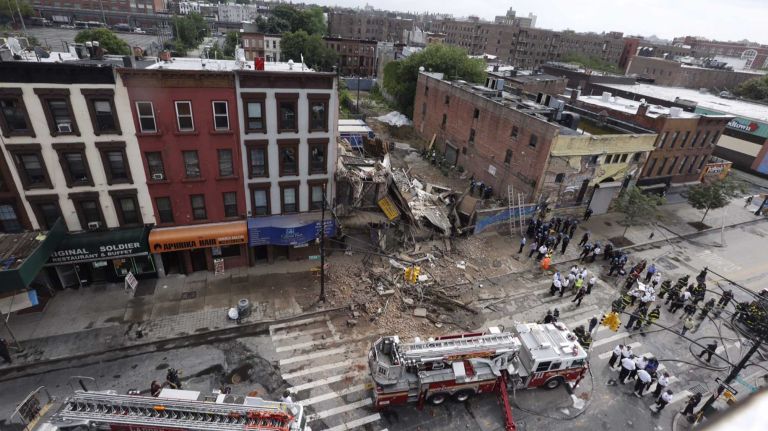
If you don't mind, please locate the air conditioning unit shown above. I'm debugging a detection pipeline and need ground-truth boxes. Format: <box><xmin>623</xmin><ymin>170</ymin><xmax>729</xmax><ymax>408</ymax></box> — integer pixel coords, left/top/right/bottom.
<box><xmin>57</xmin><ymin>123</ymin><xmax>72</xmax><ymax>133</ymax></box>
<box><xmin>152</xmin><ymin>173</ymin><xmax>164</xmax><ymax>180</ymax></box>
<box><xmin>87</xmin><ymin>221</ymin><xmax>101</xmax><ymax>230</ymax></box>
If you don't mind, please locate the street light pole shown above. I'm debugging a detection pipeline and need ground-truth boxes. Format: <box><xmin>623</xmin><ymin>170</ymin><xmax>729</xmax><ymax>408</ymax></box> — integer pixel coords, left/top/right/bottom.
<box><xmin>319</xmin><ymin>183</ymin><xmax>327</xmax><ymax>303</ymax></box>
<box><xmin>12</xmin><ymin>0</ymin><xmax>27</xmax><ymax>38</ymax></box>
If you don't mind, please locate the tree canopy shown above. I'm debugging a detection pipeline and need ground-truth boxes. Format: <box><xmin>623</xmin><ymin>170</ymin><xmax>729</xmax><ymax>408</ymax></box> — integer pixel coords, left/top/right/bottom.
<box><xmin>613</xmin><ymin>186</ymin><xmax>665</xmax><ymax>237</ymax></box>
<box><xmin>254</xmin><ymin>5</ymin><xmax>326</xmax><ymax>35</ymax></box>
<box><xmin>561</xmin><ymin>52</ymin><xmax>621</xmax><ymax>74</ymax></box>
<box><xmin>172</xmin><ymin>13</ymin><xmax>209</xmax><ymax>50</ymax></box>
<box><xmin>0</xmin><ymin>0</ymin><xmax>33</xmax><ymax>23</ymax></box>
<box><xmin>74</xmin><ymin>28</ymin><xmax>131</xmax><ymax>55</ymax></box>
<box><xmin>734</xmin><ymin>75</ymin><xmax>768</xmax><ymax>102</ymax></box>
<box><xmin>685</xmin><ymin>176</ymin><xmax>745</xmax><ymax>222</ymax></box>
<box><xmin>382</xmin><ymin>44</ymin><xmax>486</xmax><ymax>117</ymax></box>
<box><xmin>281</xmin><ymin>30</ymin><xmax>337</xmax><ymax>71</ymax></box>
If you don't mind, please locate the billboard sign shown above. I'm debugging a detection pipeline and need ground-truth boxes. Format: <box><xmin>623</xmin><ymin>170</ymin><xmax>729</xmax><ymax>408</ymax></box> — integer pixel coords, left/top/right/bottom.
<box><xmin>694</xmin><ymin>106</ymin><xmax>768</xmax><ymax>139</ymax></box>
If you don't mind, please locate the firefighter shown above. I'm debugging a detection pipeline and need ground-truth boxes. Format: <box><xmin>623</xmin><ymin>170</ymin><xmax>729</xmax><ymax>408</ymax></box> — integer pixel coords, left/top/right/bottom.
<box><xmin>717</xmin><ymin>290</ymin><xmax>734</xmax><ymax>308</ymax></box>
<box><xmin>609</xmin><ymin>344</ymin><xmax>623</xmax><ymax>368</ymax></box>
<box><xmin>683</xmin><ymin>302</ymin><xmax>697</xmax><ymax>318</ymax></box>
<box><xmin>603</xmin><ymin>242</ymin><xmax>614</xmax><ymax>261</ymax></box>
<box><xmin>643</xmin><ymin>305</ymin><xmax>661</xmax><ymax>329</ymax></box>
<box><xmin>625</xmin><ymin>305</ymin><xmax>647</xmax><ymax>330</ymax></box>
<box><xmin>674</xmin><ymin>275</ymin><xmax>690</xmax><ymax>291</ymax></box>
<box><xmin>543</xmin><ymin>310</ymin><xmax>555</xmax><ymax>324</ymax></box>
<box><xmin>698</xmin><ymin>340</ymin><xmax>718</xmax><ymax>363</ymax></box>
<box><xmin>700</xmin><ymin>298</ymin><xmax>716</xmax><ymax>320</ymax></box>
<box><xmin>668</xmin><ymin>291</ymin><xmax>685</xmax><ymax>314</ymax></box>
<box><xmin>578</xmin><ymin>332</ymin><xmax>592</xmax><ymax>350</ymax></box>
<box><xmin>611</xmin><ymin>297</ymin><xmax>625</xmax><ymax>313</ymax></box>
<box><xmin>620</xmin><ymin>292</ymin><xmax>633</xmax><ymax>311</ymax></box>
<box><xmin>682</xmin><ymin>393</ymin><xmax>702</xmax><ymax>416</ymax></box>
<box><xmin>696</xmin><ymin>267</ymin><xmax>708</xmax><ymax>284</ymax></box>
<box><xmin>579</xmin><ymin>231</ymin><xmax>590</xmax><ymax>247</ymax></box>
<box><xmin>658</xmin><ymin>280</ymin><xmax>672</xmax><ymax>299</ymax></box>
<box><xmin>150</xmin><ymin>381</ymin><xmax>162</xmax><ymax>397</ymax></box>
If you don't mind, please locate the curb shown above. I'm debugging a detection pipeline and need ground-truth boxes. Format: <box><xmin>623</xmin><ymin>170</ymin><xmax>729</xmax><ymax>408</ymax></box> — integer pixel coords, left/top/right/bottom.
<box><xmin>0</xmin><ymin>305</ymin><xmax>349</xmax><ymax>381</ymax></box>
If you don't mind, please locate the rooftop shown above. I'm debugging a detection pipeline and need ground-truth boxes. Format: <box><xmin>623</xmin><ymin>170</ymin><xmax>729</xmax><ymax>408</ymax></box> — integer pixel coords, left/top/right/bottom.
<box><xmin>578</xmin><ymin>93</ymin><xmax>699</xmax><ymax>119</ymax></box>
<box><xmin>145</xmin><ymin>57</ymin><xmax>314</xmax><ymax>72</ymax></box>
<box><xmin>600</xmin><ymin>83</ymin><xmax>768</xmax><ymax>123</ymax></box>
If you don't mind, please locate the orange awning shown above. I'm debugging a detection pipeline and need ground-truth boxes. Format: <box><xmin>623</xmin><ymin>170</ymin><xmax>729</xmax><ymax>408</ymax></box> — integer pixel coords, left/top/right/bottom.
<box><xmin>149</xmin><ymin>221</ymin><xmax>247</xmax><ymax>253</ymax></box>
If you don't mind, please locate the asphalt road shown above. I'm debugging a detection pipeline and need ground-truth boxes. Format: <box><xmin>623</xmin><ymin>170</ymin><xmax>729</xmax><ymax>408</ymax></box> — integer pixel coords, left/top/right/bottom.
<box><xmin>1</xmin><ymin>221</ymin><xmax>767</xmax><ymax>431</ymax></box>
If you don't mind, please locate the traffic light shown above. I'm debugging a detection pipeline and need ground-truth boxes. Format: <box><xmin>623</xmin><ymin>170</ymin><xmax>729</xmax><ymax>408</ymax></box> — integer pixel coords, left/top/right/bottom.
<box><xmin>404</xmin><ymin>266</ymin><xmax>421</xmax><ymax>283</ymax></box>
<box><xmin>608</xmin><ymin>312</ymin><xmax>621</xmax><ymax>332</ymax></box>
<box><xmin>599</xmin><ymin>314</ymin><xmax>608</xmax><ymax>327</ymax></box>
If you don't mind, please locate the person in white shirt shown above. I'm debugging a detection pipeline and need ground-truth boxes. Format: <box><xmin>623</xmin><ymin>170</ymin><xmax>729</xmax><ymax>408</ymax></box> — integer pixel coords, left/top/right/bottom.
<box><xmin>609</xmin><ymin>344</ymin><xmax>623</xmax><ymax>368</ymax></box>
<box><xmin>653</xmin><ymin>372</ymin><xmax>670</xmax><ymax>398</ymax></box>
<box><xmin>682</xmin><ymin>291</ymin><xmax>692</xmax><ymax>302</ymax></box>
<box><xmin>634</xmin><ymin>369</ymin><xmax>652</xmax><ymax>396</ymax></box>
<box><xmin>619</xmin><ymin>355</ymin><xmax>636</xmax><ymax>384</ymax></box>
<box><xmin>655</xmin><ymin>389</ymin><xmax>673</xmax><ymax>412</ymax></box>
<box><xmin>581</xmin><ymin>268</ymin><xmax>589</xmax><ymax>280</ymax></box>
<box><xmin>651</xmin><ymin>272</ymin><xmax>662</xmax><ymax>287</ymax></box>
<box><xmin>629</xmin><ymin>356</ymin><xmax>646</xmax><ymax>380</ymax></box>
<box><xmin>280</xmin><ymin>390</ymin><xmax>293</xmax><ymax>404</ymax></box>
<box><xmin>551</xmin><ymin>278</ymin><xmax>563</xmax><ymax>296</ymax></box>
<box><xmin>587</xmin><ymin>276</ymin><xmax>597</xmax><ymax>295</ymax></box>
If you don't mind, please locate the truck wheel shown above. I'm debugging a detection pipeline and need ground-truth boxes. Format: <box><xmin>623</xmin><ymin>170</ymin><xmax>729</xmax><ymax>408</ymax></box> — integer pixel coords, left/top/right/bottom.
<box><xmin>453</xmin><ymin>390</ymin><xmax>474</xmax><ymax>402</ymax></box>
<box><xmin>544</xmin><ymin>377</ymin><xmax>563</xmax><ymax>390</ymax></box>
<box><xmin>427</xmin><ymin>393</ymin><xmax>448</xmax><ymax>405</ymax></box>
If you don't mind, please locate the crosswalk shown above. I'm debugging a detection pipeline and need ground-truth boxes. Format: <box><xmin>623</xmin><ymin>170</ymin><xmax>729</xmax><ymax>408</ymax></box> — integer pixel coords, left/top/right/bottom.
<box><xmin>269</xmin><ymin>316</ymin><xmax>383</xmax><ymax>431</ymax></box>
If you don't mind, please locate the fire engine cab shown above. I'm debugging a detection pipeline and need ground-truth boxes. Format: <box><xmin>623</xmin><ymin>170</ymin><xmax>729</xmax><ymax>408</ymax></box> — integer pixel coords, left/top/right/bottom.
<box><xmin>369</xmin><ymin>322</ymin><xmax>588</xmax><ymax>409</ymax></box>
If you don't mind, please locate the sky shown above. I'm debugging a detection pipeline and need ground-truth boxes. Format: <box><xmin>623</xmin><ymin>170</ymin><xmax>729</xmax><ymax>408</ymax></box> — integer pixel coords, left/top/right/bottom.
<box><xmin>312</xmin><ymin>0</ymin><xmax>768</xmax><ymax>44</ymax></box>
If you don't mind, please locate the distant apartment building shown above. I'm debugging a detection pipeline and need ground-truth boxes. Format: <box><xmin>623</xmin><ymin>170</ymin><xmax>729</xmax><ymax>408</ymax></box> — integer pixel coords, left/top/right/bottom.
<box><xmin>620</xmin><ymin>37</ymin><xmax>693</xmax><ymax>70</ymax></box>
<box><xmin>241</xmin><ymin>33</ymin><xmax>282</xmax><ymax>62</ymax></box>
<box><xmin>323</xmin><ymin>37</ymin><xmax>377</xmax><ymax>77</ymax></box>
<box><xmin>540</xmin><ymin>63</ymin><xmax>635</xmax><ymax>94</ymax></box>
<box><xmin>493</xmin><ymin>7</ymin><xmax>536</xmax><ymax>28</ymax></box>
<box><xmin>625</xmin><ymin>56</ymin><xmax>763</xmax><ymax>90</ymax></box>
<box><xmin>489</xmin><ymin>69</ymin><xmax>567</xmax><ymax>97</ymax></box>
<box><xmin>572</xmin><ymin>91</ymin><xmax>731</xmax><ymax>187</ymax></box>
<box><xmin>32</xmin><ymin>0</ymin><xmax>165</xmax><ymax>15</ymax></box>
<box><xmin>675</xmin><ymin>36</ymin><xmax>768</xmax><ymax>70</ymax></box>
<box><xmin>327</xmin><ymin>10</ymin><xmax>413</xmax><ymax>43</ymax></box>
<box><xmin>413</xmin><ymin>72</ymin><xmax>656</xmax><ymax>212</ymax></box>
<box><xmin>217</xmin><ymin>3</ymin><xmax>259</xmax><ymax>23</ymax></box>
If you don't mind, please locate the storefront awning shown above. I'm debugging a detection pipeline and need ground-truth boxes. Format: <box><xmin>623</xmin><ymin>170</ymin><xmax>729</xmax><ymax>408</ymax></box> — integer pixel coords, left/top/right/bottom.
<box><xmin>248</xmin><ymin>213</ymin><xmax>336</xmax><ymax>247</ymax></box>
<box><xmin>0</xmin><ymin>218</ymin><xmax>66</xmax><ymax>294</ymax></box>
<box><xmin>149</xmin><ymin>221</ymin><xmax>247</xmax><ymax>253</ymax></box>
<box><xmin>47</xmin><ymin>226</ymin><xmax>151</xmax><ymax>265</ymax></box>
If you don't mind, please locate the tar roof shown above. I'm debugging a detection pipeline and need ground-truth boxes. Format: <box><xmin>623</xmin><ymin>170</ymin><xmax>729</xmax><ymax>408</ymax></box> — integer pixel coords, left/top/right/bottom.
<box><xmin>578</xmin><ymin>94</ymin><xmax>699</xmax><ymax>119</ymax></box>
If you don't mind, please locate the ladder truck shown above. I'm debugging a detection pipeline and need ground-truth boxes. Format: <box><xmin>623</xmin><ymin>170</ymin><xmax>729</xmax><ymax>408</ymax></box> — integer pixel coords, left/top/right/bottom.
<box><xmin>368</xmin><ymin>322</ymin><xmax>589</xmax><ymax>430</ymax></box>
<box><xmin>39</xmin><ymin>390</ymin><xmax>311</xmax><ymax>431</ymax></box>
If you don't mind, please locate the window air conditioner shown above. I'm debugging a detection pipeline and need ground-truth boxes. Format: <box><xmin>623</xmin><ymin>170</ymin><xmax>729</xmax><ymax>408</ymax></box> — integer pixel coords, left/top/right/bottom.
<box><xmin>57</xmin><ymin>123</ymin><xmax>72</xmax><ymax>133</ymax></box>
<box><xmin>152</xmin><ymin>173</ymin><xmax>164</xmax><ymax>180</ymax></box>
<box><xmin>87</xmin><ymin>221</ymin><xmax>101</xmax><ymax>230</ymax></box>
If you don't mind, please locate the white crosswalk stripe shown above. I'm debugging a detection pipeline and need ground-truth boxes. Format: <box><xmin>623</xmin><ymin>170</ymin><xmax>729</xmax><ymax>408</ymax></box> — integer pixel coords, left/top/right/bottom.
<box><xmin>308</xmin><ymin>398</ymin><xmax>373</xmax><ymax>421</ymax></box>
<box><xmin>323</xmin><ymin>413</ymin><xmax>382</xmax><ymax>431</ymax></box>
<box><xmin>289</xmin><ymin>372</ymin><xmax>359</xmax><ymax>392</ymax></box>
<box><xmin>271</xmin><ymin>326</ymin><xmax>331</xmax><ymax>341</ymax></box>
<box><xmin>669</xmin><ymin>390</ymin><xmax>694</xmax><ymax>405</ymax></box>
<box><xmin>592</xmin><ymin>331</ymin><xmax>632</xmax><ymax>348</ymax></box>
<box><xmin>282</xmin><ymin>359</ymin><xmax>360</xmax><ymax>380</ymax></box>
<box><xmin>279</xmin><ymin>346</ymin><xmax>347</xmax><ymax>366</ymax></box>
<box><xmin>299</xmin><ymin>383</ymin><xmax>371</xmax><ymax>407</ymax></box>
<box><xmin>275</xmin><ymin>335</ymin><xmax>341</xmax><ymax>352</ymax></box>
<box><xmin>597</xmin><ymin>342</ymin><xmax>642</xmax><ymax>360</ymax></box>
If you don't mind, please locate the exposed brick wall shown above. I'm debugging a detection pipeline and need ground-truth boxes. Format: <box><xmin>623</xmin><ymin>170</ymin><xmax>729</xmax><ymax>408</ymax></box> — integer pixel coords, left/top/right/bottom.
<box><xmin>626</xmin><ymin>57</ymin><xmax>759</xmax><ymax>90</ymax></box>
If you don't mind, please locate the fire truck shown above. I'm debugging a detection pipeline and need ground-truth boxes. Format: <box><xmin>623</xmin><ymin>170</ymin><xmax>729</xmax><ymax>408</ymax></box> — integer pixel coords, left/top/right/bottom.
<box><xmin>38</xmin><ymin>389</ymin><xmax>310</xmax><ymax>431</ymax></box>
<box><xmin>368</xmin><ymin>322</ymin><xmax>588</xmax><ymax>428</ymax></box>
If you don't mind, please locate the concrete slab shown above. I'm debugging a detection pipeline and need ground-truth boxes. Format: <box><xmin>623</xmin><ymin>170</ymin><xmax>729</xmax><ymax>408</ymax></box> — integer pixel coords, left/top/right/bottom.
<box><xmin>150</xmin><ymin>301</ymin><xmax>181</xmax><ymax>319</ymax></box>
<box><xmin>203</xmin><ymin>293</ymin><xmax>231</xmax><ymax>310</ymax></box>
<box><xmin>179</xmin><ymin>296</ymin><xmax>206</xmax><ymax>314</ymax></box>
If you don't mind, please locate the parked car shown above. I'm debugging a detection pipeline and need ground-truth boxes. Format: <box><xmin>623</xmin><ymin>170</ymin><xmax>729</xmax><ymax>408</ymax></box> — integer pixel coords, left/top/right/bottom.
<box><xmin>133</xmin><ymin>28</ymin><xmax>147</xmax><ymax>34</ymax></box>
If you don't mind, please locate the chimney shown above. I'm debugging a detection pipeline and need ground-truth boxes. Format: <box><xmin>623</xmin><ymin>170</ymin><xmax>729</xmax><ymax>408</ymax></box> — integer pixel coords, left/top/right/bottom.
<box><xmin>637</xmin><ymin>102</ymin><xmax>649</xmax><ymax>117</ymax></box>
<box><xmin>254</xmin><ymin>57</ymin><xmax>265</xmax><ymax>71</ymax></box>
<box><xmin>569</xmin><ymin>88</ymin><xmax>581</xmax><ymax>104</ymax></box>
<box><xmin>159</xmin><ymin>50</ymin><xmax>172</xmax><ymax>62</ymax></box>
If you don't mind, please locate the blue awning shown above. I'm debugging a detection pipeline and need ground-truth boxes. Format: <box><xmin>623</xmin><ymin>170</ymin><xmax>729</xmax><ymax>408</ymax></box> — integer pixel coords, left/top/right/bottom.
<box><xmin>247</xmin><ymin>213</ymin><xmax>336</xmax><ymax>247</ymax></box>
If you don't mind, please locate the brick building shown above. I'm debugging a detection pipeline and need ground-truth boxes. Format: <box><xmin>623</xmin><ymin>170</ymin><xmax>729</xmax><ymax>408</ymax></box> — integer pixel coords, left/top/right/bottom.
<box><xmin>540</xmin><ymin>63</ymin><xmax>636</xmax><ymax>95</ymax></box>
<box><xmin>489</xmin><ymin>70</ymin><xmax>567</xmax><ymax>97</ymax></box>
<box><xmin>120</xmin><ymin>66</ymin><xmax>248</xmax><ymax>275</ymax></box>
<box><xmin>572</xmin><ymin>92</ymin><xmax>732</xmax><ymax>187</ymax></box>
<box><xmin>625</xmin><ymin>56</ymin><xmax>763</xmax><ymax>91</ymax></box>
<box><xmin>327</xmin><ymin>10</ymin><xmax>413</xmax><ymax>43</ymax></box>
<box><xmin>241</xmin><ymin>32</ymin><xmax>282</xmax><ymax>62</ymax></box>
<box><xmin>413</xmin><ymin>72</ymin><xmax>656</xmax><ymax>212</ymax></box>
<box><xmin>323</xmin><ymin>37</ymin><xmax>377</xmax><ymax>77</ymax></box>
<box><xmin>675</xmin><ymin>36</ymin><xmax>768</xmax><ymax>70</ymax></box>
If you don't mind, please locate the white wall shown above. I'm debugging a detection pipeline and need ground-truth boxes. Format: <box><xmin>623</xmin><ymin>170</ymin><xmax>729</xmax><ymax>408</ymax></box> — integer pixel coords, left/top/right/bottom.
<box><xmin>235</xmin><ymin>75</ymin><xmax>338</xmax><ymax>217</ymax></box>
<box><xmin>0</xmin><ymin>75</ymin><xmax>155</xmax><ymax>231</ymax></box>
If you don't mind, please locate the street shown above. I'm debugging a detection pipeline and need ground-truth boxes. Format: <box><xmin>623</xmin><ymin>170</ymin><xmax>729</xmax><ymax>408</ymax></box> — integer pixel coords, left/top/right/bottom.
<box><xmin>2</xmin><ymin>221</ymin><xmax>766</xmax><ymax>430</ymax></box>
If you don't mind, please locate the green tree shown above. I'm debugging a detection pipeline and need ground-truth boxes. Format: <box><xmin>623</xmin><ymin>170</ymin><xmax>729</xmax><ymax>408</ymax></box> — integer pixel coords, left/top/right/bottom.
<box><xmin>206</xmin><ymin>41</ymin><xmax>230</xmax><ymax>59</ymax></box>
<box><xmin>0</xmin><ymin>0</ymin><xmax>33</xmax><ymax>23</ymax></box>
<box><xmin>172</xmin><ymin>13</ymin><xmax>208</xmax><ymax>50</ymax></box>
<box><xmin>382</xmin><ymin>44</ymin><xmax>486</xmax><ymax>117</ymax></box>
<box><xmin>613</xmin><ymin>186</ymin><xmax>665</xmax><ymax>237</ymax></box>
<box><xmin>684</xmin><ymin>177</ymin><xmax>746</xmax><ymax>222</ymax></box>
<box><xmin>74</xmin><ymin>28</ymin><xmax>130</xmax><ymax>55</ymax></box>
<box><xmin>223</xmin><ymin>31</ymin><xmax>238</xmax><ymax>57</ymax></box>
<box><xmin>561</xmin><ymin>52</ymin><xmax>621</xmax><ymax>74</ymax></box>
<box><xmin>734</xmin><ymin>76</ymin><xmax>768</xmax><ymax>102</ymax></box>
<box><xmin>281</xmin><ymin>30</ymin><xmax>337</xmax><ymax>71</ymax></box>
<box><xmin>259</xmin><ymin>4</ymin><xmax>325</xmax><ymax>35</ymax></box>
<box><xmin>253</xmin><ymin>14</ymin><xmax>291</xmax><ymax>34</ymax></box>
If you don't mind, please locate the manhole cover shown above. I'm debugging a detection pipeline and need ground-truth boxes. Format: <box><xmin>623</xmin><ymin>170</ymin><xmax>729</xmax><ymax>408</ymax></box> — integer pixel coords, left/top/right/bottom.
<box><xmin>181</xmin><ymin>291</ymin><xmax>197</xmax><ymax>300</ymax></box>
<box><xmin>688</xmin><ymin>383</ymin><xmax>708</xmax><ymax>396</ymax></box>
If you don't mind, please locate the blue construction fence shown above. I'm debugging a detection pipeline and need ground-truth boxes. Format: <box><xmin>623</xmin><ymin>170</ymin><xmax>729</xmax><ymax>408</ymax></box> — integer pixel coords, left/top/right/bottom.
<box><xmin>341</xmin><ymin>77</ymin><xmax>376</xmax><ymax>91</ymax></box>
<box><xmin>474</xmin><ymin>204</ymin><xmax>538</xmax><ymax>234</ymax></box>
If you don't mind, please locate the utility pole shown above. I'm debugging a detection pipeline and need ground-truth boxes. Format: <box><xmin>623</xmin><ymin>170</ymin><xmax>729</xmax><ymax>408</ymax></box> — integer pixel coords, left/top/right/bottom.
<box><xmin>13</xmin><ymin>0</ymin><xmax>27</xmax><ymax>38</ymax></box>
<box><xmin>319</xmin><ymin>183</ymin><xmax>327</xmax><ymax>303</ymax></box>
<box><xmin>696</xmin><ymin>336</ymin><xmax>764</xmax><ymax>420</ymax></box>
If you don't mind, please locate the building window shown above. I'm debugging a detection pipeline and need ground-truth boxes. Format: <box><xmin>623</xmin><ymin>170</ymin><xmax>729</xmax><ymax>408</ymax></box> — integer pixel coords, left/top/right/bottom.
<box><xmin>619</xmin><ymin>154</ymin><xmax>628</xmax><ymax>163</ymax></box>
<box><xmin>667</xmin><ymin>156</ymin><xmax>679</xmax><ymax>175</ymax></box>
<box><xmin>656</xmin><ymin>157</ymin><xmax>668</xmax><ymax>176</ymax></box>
<box><xmin>35</xmin><ymin>89</ymin><xmax>78</xmax><ymax>136</ymax></box>
<box><xmin>309</xmin><ymin>181</ymin><xmax>325</xmax><ymax>210</ymax></box>
<box><xmin>701</xmin><ymin>131</ymin><xmax>710</xmax><ymax>147</ymax></box>
<box><xmin>136</xmin><ymin>101</ymin><xmax>157</xmax><ymax>133</ymax></box>
<box><xmin>175</xmin><ymin>101</ymin><xmax>194</xmax><ymax>131</ymax></box>
<box><xmin>554</xmin><ymin>173</ymin><xmax>565</xmax><ymax>183</ymax></box>
<box><xmin>97</xmin><ymin>142</ymin><xmax>132</xmax><ymax>185</ymax></box>
<box><xmin>54</xmin><ymin>144</ymin><xmax>93</xmax><ymax>187</ymax></box>
<box><xmin>632</xmin><ymin>152</ymin><xmax>642</xmax><ymax>162</ymax></box>
<box><xmin>223</xmin><ymin>192</ymin><xmax>238</xmax><ymax>217</ymax></box>
<box><xmin>680</xmin><ymin>131</ymin><xmax>690</xmax><ymax>148</ymax></box>
<box><xmin>473</xmin><ymin>108</ymin><xmax>480</xmax><ymax>119</ymax></box>
<box><xmin>691</xmin><ymin>131</ymin><xmax>701</xmax><ymax>146</ymax></box>
<box><xmin>688</xmin><ymin>156</ymin><xmax>699</xmax><ymax>174</ymax></box>
<box><xmin>468</xmin><ymin>128</ymin><xmax>475</xmax><ymax>144</ymax></box>
<box><xmin>8</xmin><ymin>146</ymin><xmax>51</xmax><ymax>190</ymax></box>
<box><xmin>110</xmin><ymin>190</ymin><xmax>142</xmax><ymax>227</ymax></box>
<box><xmin>156</xmin><ymin>197</ymin><xmax>174</xmax><ymax>224</ymax></box>
<box><xmin>280</xmin><ymin>182</ymin><xmax>298</xmax><ymax>213</ymax></box>
<box><xmin>679</xmin><ymin>156</ymin><xmax>689</xmax><ymax>174</ymax></box>
<box><xmin>445</xmin><ymin>95</ymin><xmax>450</xmax><ymax>105</ymax></box>
<box><xmin>145</xmin><ymin>152</ymin><xmax>165</xmax><ymax>180</ymax></box>
<box><xmin>0</xmin><ymin>89</ymin><xmax>33</xmax><ymax>137</ymax></box>
<box><xmin>183</xmin><ymin>151</ymin><xmax>201</xmax><ymax>178</ymax></box>
<box><xmin>511</xmin><ymin>126</ymin><xmax>519</xmax><ymax>138</ymax></box>
<box><xmin>657</xmin><ymin>132</ymin><xmax>667</xmax><ymax>148</ymax></box>
<box><xmin>218</xmin><ymin>149</ymin><xmax>234</xmax><ymax>177</ymax></box>
<box><xmin>190</xmin><ymin>194</ymin><xmax>207</xmax><ymax>220</ymax></box>
<box><xmin>441</xmin><ymin>114</ymin><xmax>447</xmax><ymax>129</ymax></box>
<box><xmin>669</xmin><ymin>131</ymin><xmax>679</xmax><ymax>148</ymax></box>
<box><xmin>212</xmin><ymin>101</ymin><xmax>229</xmax><ymax>131</ymax></box>
<box><xmin>529</xmin><ymin>134</ymin><xmax>538</xmax><ymax>148</ymax></box>
<box><xmin>308</xmin><ymin>95</ymin><xmax>329</xmax><ymax>132</ymax></box>
<box><xmin>504</xmin><ymin>149</ymin><xmax>512</xmax><ymax>164</ymax></box>
<box><xmin>70</xmin><ymin>193</ymin><xmax>105</xmax><ymax>229</ymax></box>
<box><xmin>243</xmin><ymin>95</ymin><xmax>266</xmax><ymax>133</ymax></box>
<box><xmin>28</xmin><ymin>197</ymin><xmax>61</xmax><ymax>230</ymax></box>
<box><xmin>0</xmin><ymin>203</ymin><xmax>23</xmax><ymax>233</ymax></box>
<box><xmin>82</xmin><ymin>89</ymin><xmax>120</xmax><ymax>135</ymax></box>
<box><xmin>645</xmin><ymin>158</ymin><xmax>657</xmax><ymax>176</ymax></box>
<box><xmin>710</xmin><ymin>131</ymin><xmax>720</xmax><ymax>145</ymax></box>
<box><xmin>276</xmin><ymin>94</ymin><xmax>299</xmax><ymax>133</ymax></box>
<box><xmin>246</xmin><ymin>140</ymin><xmax>268</xmax><ymax>178</ymax></box>
<box><xmin>250</xmin><ymin>186</ymin><xmax>270</xmax><ymax>216</ymax></box>
<box><xmin>309</xmin><ymin>140</ymin><xmax>327</xmax><ymax>174</ymax></box>
<box><xmin>698</xmin><ymin>156</ymin><xmax>707</xmax><ymax>171</ymax></box>
<box><xmin>278</xmin><ymin>140</ymin><xmax>298</xmax><ymax>176</ymax></box>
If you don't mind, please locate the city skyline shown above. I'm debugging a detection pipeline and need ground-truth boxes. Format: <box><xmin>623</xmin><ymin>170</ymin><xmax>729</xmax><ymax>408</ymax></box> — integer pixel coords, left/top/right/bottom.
<box><xmin>316</xmin><ymin>0</ymin><xmax>768</xmax><ymax>44</ymax></box>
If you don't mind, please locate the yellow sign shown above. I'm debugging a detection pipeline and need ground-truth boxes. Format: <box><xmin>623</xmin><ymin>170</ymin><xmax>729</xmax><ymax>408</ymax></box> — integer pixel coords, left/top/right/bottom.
<box><xmin>378</xmin><ymin>196</ymin><xmax>401</xmax><ymax>220</ymax></box>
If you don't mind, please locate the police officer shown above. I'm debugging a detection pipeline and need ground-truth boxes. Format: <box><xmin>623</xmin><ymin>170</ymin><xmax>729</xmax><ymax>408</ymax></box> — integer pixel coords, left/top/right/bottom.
<box><xmin>655</xmin><ymin>389</ymin><xmax>673</xmax><ymax>412</ymax></box>
<box><xmin>618</xmin><ymin>354</ymin><xmax>636</xmax><ymax>384</ymax></box>
<box><xmin>682</xmin><ymin>393</ymin><xmax>702</xmax><ymax>416</ymax></box>
<box><xmin>653</xmin><ymin>372</ymin><xmax>670</xmax><ymax>398</ymax></box>
<box><xmin>609</xmin><ymin>344</ymin><xmax>623</xmax><ymax>368</ymax></box>
<box><xmin>700</xmin><ymin>298</ymin><xmax>716</xmax><ymax>319</ymax></box>
<box><xmin>634</xmin><ymin>368</ymin><xmax>652</xmax><ymax>397</ymax></box>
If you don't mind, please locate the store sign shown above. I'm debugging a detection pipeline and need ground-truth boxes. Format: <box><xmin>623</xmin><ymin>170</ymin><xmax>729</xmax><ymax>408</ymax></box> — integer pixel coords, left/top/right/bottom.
<box><xmin>149</xmin><ymin>222</ymin><xmax>247</xmax><ymax>253</ymax></box>
<box><xmin>693</xmin><ymin>107</ymin><xmax>768</xmax><ymax>138</ymax></box>
<box><xmin>248</xmin><ymin>216</ymin><xmax>336</xmax><ymax>247</ymax></box>
<box><xmin>49</xmin><ymin>241</ymin><xmax>143</xmax><ymax>264</ymax></box>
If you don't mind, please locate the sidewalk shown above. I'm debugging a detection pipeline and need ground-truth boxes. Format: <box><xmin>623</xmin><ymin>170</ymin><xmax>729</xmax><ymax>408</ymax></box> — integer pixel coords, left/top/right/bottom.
<box><xmin>0</xmin><ymin>259</ymin><xmax>335</xmax><ymax>375</ymax></box>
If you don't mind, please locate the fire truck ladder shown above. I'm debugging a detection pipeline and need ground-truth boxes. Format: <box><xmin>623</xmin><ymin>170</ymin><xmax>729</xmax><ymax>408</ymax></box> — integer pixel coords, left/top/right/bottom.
<box><xmin>51</xmin><ymin>392</ymin><xmax>296</xmax><ymax>431</ymax></box>
<box><xmin>399</xmin><ymin>332</ymin><xmax>518</xmax><ymax>361</ymax></box>
<box><xmin>496</xmin><ymin>373</ymin><xmax>517</xmax><ymax>431</ymax></box>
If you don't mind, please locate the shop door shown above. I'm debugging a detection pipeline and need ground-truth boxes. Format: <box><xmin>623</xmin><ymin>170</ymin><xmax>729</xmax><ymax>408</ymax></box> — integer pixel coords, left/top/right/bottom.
<box><xmin>190</xmin><ymin>249</ymin><xmax>208</xmax><ymax>272</ymax></box>
<box><xmin>272</xmin><ymin>245</ymin><xmax>289</xmax><ymax>261</ymax></box>
<box><xmin>445</xmin><ymin>143</ymin><xmax>458</xmax><ymax>166</ymax></box>
<box><xmin>55</xmin><ymin>265</ymin><xmax>82</xmax><ymax>289</ymax></box>
<box><xmin>252</xmin><ymin>245</ymin><xmax>268</xmax><ymax>263</ymax></box>
<box><xmin>162</xmin><ymin>252</ymin><xmax>183</xmax><ymax>275</ymax></box>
